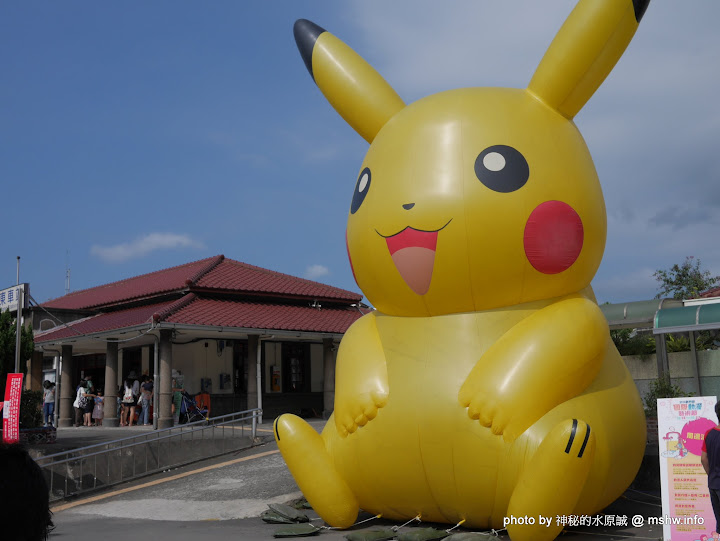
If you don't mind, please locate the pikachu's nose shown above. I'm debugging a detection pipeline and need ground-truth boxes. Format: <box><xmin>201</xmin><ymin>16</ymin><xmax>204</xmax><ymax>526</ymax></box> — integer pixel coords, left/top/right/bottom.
<box><xmin>402</xmin><ymin>203</ymin><xmax>415</xmax><ymax>210</ymax></box>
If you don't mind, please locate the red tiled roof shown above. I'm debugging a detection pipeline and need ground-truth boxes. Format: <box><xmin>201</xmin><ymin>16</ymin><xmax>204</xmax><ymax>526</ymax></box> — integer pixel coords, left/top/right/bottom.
<box><xmin>41</xmin><ymin>255</ymin><xmax>361</xmax><ymax>310</ymax></box>
<box><xmin>35</xmin><ymin>301</ymin><xmax>174</xmax><ymax>343</ymax></box>
<box><xmin>166</xmin><ymin>297</ymin><xmax>364</xmax><ymax>334</ymax></box>
<box><xmin>41</xmin><ymin>256</ymin><xmax>219</xmax><ymax>310</ymax></box>
<box><xmin>34</xmin><ymin>295</ymin><xmax>365</xmax><ymax>343</ymax></box>
<box><xmin>701</xmin><ymin>286</ymin><xmax>720</xmax><ymax>298</ymax></box>
<box><xmin>194</xmin><ymin>259</ymin><xmax>361</xmax><ymax>301</ymax></box>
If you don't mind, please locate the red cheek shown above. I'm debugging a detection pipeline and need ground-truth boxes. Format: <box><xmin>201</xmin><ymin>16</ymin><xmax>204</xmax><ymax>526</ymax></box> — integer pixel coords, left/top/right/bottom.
<box><xmin>346</xmin><ymin>230</ymin><xmax>359</xmax><ymax>286</ymax></box>
<box><xmin>523</xmin><ymin>201</ymin><xmax>583</xmax><ymax>274</ymax></box>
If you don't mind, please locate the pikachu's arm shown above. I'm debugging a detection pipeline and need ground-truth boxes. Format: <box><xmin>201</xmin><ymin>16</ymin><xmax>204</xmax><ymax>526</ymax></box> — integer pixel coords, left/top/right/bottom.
<box><xmin>458</xmin><ymin>296</ymin><xmax>608</xmax><ymax>442</ymax></box>
<box><xmin>334</xmin><ymin>312</ymin><xmax>388</xmax><ymax>437</ymax></box>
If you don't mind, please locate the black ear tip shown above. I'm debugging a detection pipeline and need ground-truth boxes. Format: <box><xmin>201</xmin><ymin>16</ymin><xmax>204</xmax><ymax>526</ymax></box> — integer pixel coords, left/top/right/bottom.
<box><xmin>294</xmin><ymin>19</ymin><xmax>327</xmax><ymax>79</ymax></box>
<box><xmin>632</xmin><ymin>0</ymin><xmax>650</xmax><ymax>23</ymax></box>
<box><xmin>294</xmin><ymin>19</ymin><xmax>326</xmax><ymax>37</ymax></box>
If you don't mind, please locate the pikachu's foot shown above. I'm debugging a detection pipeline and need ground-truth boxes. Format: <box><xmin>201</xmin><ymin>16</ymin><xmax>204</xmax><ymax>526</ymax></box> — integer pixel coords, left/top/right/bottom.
<box><xmin>274</xmin><ymin>414</ymin><xmax>359</xmax><ymax>528</ymax></box>
<box><xmin>506</xmin><ymin>419</ymin><xmax>595</xmax><ymax>541</ymax></box>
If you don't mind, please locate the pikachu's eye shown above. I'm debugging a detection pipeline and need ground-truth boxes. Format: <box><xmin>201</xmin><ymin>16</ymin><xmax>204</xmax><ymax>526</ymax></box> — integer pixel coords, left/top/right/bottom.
<box><xmin>351</xmin><ymin>167</ymin><xmax>371</xmax><ymax>214</ymax></box>
<box><xmin>474</xmin><ymin>145</ymin><xmax>529</xmax><ymax>193</ymax></box>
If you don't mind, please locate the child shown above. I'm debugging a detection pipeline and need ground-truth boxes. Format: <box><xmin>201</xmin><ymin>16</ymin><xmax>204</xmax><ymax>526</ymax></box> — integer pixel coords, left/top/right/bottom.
<box><xmin>92</xmin><ymin>389</ymin><xmax>104</xmax><ymax>426</ymax></box>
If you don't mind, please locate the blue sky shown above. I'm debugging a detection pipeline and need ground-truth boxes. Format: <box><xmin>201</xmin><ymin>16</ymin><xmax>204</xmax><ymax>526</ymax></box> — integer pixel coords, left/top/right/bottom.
<box><xmin>2</xmin><ymin>1</ymin><xmax>719</xmax><ymax>306</ymax></box>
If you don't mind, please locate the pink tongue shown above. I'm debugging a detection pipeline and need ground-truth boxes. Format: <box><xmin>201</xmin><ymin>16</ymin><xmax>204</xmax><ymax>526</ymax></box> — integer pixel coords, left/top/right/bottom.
<box><xmin>386</xmin><ymin>228</ymin><xmax>438</xmax><ymax>295</ymax></box>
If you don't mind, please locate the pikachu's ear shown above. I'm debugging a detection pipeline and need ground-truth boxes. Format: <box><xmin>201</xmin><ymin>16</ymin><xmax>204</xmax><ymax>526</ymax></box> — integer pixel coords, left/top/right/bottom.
<box><xmin>528</xmin><ymin>0</ymin><xmax>650</xmax><ymax>119</ymax></box>
<box><xmin>294</xmin><ymin>19</ymin><xmax>405</xmax><ymax>143</ymax></box>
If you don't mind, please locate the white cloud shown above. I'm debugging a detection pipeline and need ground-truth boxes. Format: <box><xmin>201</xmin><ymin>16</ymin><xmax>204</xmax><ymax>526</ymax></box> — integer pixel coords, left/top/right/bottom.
<box><xmin>304</xmin><ymin>264</ymin><xmax>330</xmax><ymax>281</ymax></box>
<box><xmin>345</xmin><ymin>1</ymin><xmax>575</xmax><ymax>100</ymax></box>
<box><xmin>91</xmin><ymin>233</ymin><xmax>205</xmax><ymax>263</ymax></box>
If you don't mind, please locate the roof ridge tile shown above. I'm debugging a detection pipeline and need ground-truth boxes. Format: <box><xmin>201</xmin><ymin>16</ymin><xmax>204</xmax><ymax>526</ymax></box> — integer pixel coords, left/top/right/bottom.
<box><xmin>152</xmin><ymin>293</ymin><xmax>198</xmax><ymax>323</ymax></box>
<box><xmin>185</xmin><ymin>254</ymin><xmax>225</xmax><ymax>286</ymax></box>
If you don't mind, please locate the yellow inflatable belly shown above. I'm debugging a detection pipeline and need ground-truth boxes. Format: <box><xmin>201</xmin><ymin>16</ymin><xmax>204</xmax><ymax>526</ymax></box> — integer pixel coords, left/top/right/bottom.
<box><xmin>318</xmin><ymin>308</ymin><xmax>644</xmax><ymax>528</ymax></box>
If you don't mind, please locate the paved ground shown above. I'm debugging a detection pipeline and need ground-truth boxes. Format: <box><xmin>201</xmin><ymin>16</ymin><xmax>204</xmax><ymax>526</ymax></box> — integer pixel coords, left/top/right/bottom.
<box><xmin>43</xmin><ymin>420</ymin><xmax>668</xmax><ymax>540</ymax></box>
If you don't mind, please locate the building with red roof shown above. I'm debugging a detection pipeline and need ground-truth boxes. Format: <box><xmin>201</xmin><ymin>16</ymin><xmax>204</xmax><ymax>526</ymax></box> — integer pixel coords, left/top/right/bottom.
<box><xmin>700</xmin><ymin>286</ymin><xmax>720</xmax><ymax>299</ymax></box>
<box><xmin>30</xmin><ymin>255</ymin><xmax>368</xmax><ymax>428</ymax></box>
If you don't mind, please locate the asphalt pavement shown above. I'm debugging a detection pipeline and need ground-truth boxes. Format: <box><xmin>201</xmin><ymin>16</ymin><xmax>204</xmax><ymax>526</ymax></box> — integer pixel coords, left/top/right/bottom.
<box><xmin>45</xmin><ymin>420</ymin><xmax>667</xmax><ymax>541</ymax></box>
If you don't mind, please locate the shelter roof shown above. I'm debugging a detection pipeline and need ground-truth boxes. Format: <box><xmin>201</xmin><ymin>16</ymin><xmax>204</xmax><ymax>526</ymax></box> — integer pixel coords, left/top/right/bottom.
<box><xmin>600</xmin><ymin>298</ymin><xmax>683</xmax><ymax>329</ymax></box>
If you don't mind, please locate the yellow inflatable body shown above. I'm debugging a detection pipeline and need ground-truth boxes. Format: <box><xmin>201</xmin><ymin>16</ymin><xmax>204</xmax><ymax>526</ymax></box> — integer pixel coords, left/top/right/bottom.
<box><xmin>276</xmin><ymin>2</ymin><xmax>650</xmax><ymax>540</ymax></box>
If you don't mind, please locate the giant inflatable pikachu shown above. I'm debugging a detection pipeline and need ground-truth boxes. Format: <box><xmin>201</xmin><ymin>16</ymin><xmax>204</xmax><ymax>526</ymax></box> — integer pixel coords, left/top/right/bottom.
<box><xmin>275</xmin><ymin>2</ymin><xmax>649</xmax><ymax>539</ymax></box>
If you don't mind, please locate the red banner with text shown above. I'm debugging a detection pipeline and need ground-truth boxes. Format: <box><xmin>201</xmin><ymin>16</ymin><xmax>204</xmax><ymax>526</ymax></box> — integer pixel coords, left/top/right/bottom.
<box><xmin>2</xmin><ymin>373</ymin><xmax>24</xmax><ymax>443</ymax></box>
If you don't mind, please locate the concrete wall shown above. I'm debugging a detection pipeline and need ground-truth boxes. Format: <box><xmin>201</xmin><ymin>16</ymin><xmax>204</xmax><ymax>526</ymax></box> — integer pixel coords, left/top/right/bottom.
<box><xmin>623</xmin><ymin>349</ymin><xmax>720</xmax><ymax>399</ymax></box>
<box><xmin>310</xmin><ymin>343</ymin><xmax>323</xmax><ymax>393</ymax></box>
<box><xmin>171</xmin><ymin>340</ymin><xmax>234</xmax><ymax>395</ymax></box>
<box><xmin>169</xmin><ymin>339</ymin><xmax>326</xmax><ymax>416</ymax></box>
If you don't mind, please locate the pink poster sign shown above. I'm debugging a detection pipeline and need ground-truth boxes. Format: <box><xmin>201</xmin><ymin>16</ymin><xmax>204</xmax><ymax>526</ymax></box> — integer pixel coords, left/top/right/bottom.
<box><xmin>658</xmin><ymin>396</ymin><xmax>718</xmax><ymax>541</ymax></box>
<box><xmin>2</xmin><ymin>373</ymin><xmax>24</xmax><ymax>444</ymax></box>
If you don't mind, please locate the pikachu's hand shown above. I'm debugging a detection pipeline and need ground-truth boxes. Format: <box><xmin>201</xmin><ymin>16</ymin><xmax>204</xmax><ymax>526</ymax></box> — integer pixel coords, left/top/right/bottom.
<box><xmin>334</xmin><ymin>385</ymin><xmax>388</xmax><ymax>438</ymax></box>
<box><xmin>459</xmin><ymin>297</ymin><xmax>608</xmax><ymax>443</ymax></box>
<box><xmin>332</xmin><ymin>313</ymin><xmax>389</xmax><ymax>437</ymax></box>
<box><xmin>458</xmin><ymin>370</ymin><xmax>525</xmax><ymax>443</ymax></box>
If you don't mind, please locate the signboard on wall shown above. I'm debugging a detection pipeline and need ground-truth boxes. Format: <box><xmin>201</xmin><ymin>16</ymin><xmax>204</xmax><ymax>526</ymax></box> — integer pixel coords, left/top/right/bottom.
<box><xmin>0</xmin><ymin>283</ymin><xmax>29</xmax><ymax>313</ymax></box>
<box><xmin>658</xmin><ymin>396</ymin><xmax>717</xmax><ymax>541</ymax></box>
<box><xmin>2</xmin><ymin>373</ymin><xmax>24</xmax><ymax>443</ymax></box>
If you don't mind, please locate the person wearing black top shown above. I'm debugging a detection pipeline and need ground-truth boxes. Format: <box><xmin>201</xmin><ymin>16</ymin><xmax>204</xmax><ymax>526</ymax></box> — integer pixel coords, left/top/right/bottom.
<box><xmin>701</xmin><ymin>402</ymin><xmax>720</xmax><ymax>532</ymax></box>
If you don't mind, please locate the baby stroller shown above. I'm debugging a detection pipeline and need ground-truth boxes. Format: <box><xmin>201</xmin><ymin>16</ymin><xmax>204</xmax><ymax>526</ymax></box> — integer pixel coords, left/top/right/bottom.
<box><xmin>179</xmin><ymin>391</ymin><xmax>207</xmax><ymax>424</ymax></box>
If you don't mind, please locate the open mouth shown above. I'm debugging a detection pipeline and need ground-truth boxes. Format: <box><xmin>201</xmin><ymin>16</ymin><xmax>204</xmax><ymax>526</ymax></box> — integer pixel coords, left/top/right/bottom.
<box><xmin>379</xmin><ymin>220</ymin><xmax>451</xmax><ymax>295</ymax></box>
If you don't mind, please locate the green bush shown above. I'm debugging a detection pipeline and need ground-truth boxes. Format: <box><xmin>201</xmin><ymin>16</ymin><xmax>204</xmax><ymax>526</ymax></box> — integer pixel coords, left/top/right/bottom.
<box><xmin>20</xmin><ymin>390</ymin><xmax>43</xmax><ymax>429</ymax></box>
<box><xmin>644</xmin><ymin>374</ymin><xmax>691</xmax><ymax>416</ymax></box>
<box><xmin>611</xmin><ymin>329</ymin><xmax>655</xmax><ymax>358</ymax></box>
<box><xmin>666</xmin><ymin>334</ymin><xmax>690</xmax><ymax>353</ymax></box>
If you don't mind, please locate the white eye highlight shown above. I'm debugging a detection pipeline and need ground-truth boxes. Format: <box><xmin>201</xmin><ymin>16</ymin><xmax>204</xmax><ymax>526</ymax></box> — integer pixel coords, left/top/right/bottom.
<box><xmin>483</xmin><ymin>152</ymin><xmax>506</xmax><ymax>172</ymax></box>
<box><xmin>358</xmin><ymin>172</ymin><xmax>369</xmax><ymax>193</ymax></box>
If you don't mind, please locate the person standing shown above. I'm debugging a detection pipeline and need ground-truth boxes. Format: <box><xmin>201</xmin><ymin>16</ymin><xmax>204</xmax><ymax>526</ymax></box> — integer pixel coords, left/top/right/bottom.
<box><xmin>42</xmin><ymin>381</ymin><xmax>56</xmax><ymax>427</ymax></box>
<box><xmin>129</xmin><ymin>374</ymin><xmax>140</xmax><ymax>426</ymax></box>
<box><xmin>82</xmin><ymin>380</ymin><xmax>95</xmax><ymax>427</ymax></box>
<box><xmin>92</xmin><ymin>389</ymin><xmax>104</xmax><ymax>426</ymax></box>
<box><xmin>139</xmin><ymin>377</ymin><xmax>153</xmax><ymax>426</ymax></box>
<box><xmin>701</xmin><ymin>402</ymin><xmax>720</xmax><ymax>532</ymax></box>
<box><xmin>72</xmin><ymin>378</ymin><xmax>87</xmax><ymax>427</ymax></box>
<box><xmin>0</xmin><ymin>443</ymin><xmax>54</xmax><ymax>540</ymax></box>
<box><xmin>120</xmin><ymin>379</ymin><xmax>136</xmax><ymax>427</ymax></box>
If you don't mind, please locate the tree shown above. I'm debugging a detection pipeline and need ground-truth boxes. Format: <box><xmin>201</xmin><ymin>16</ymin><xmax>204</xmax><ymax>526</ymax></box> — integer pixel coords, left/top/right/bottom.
<box><xmin>653</xmin><ymin>256</ymin><xmax>720</xmax><ymax>300</ymax></box>
<box><xmin>0</xmin><ymin>309</ymin><xmax>35</xmax><ymax>397</ymax></box>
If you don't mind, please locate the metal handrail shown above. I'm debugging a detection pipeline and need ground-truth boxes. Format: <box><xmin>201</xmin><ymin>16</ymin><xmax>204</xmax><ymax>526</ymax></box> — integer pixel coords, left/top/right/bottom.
<box><xmin>36</xmin><ymin>409</ymin><xmax>259</xmax><ymax>466</ymax></box>
<box><xmin>38</xmin><ymin>408</ymin><xmax>263</xmax><ymax>501</ymax></box>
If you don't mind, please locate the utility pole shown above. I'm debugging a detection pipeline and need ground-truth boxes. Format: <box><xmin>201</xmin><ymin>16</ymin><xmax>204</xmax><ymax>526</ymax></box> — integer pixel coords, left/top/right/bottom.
<box><xmin>15</xmin><ymin>256</ymin><xmax>22</xmax><ymax>374</ymax></box>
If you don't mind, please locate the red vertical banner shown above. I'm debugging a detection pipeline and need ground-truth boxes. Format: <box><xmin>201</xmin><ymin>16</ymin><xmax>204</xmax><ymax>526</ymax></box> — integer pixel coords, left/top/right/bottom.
<box><xmin>2</xmin><ymin>373</ymin><xmax>24</xmax><ymax>443</ymax></box>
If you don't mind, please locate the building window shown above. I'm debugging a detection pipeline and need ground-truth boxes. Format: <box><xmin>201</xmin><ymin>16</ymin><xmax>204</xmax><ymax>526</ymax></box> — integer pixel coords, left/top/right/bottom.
<box><xmin>282</xmin><ymin>343</ymin><xmax>310</xmax><ymax>393</ymax></box>
<box><xmin>39</xmin><ymin>319</ymin><xmax>56</xmax><ymax>331</ymax></box>
<box><xmin>233</xmin><ymin>340</ymin><xmax>248</xmax><ymax>395</ymax></box>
